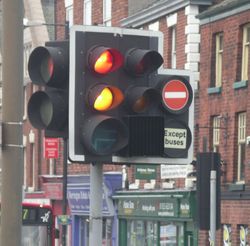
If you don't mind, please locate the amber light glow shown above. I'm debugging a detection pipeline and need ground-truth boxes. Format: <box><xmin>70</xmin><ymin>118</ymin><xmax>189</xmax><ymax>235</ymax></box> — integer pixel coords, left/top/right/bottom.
<box><xmin>94</xmin><ymin>51</ymin><xmax>114</xmax><ymax>74</ymax></box>
<box><xmin>94</xmin><ymin>87</ymin><xmax>113</xmax><ymax>111</ymax></box>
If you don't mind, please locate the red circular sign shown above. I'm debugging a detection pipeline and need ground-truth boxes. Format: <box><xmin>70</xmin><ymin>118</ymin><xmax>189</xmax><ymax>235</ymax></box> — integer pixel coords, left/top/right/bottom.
<box><xmin>162</xmin><ymin>80</ymin><xmax>189</xmax><ymax>111</ymax></box>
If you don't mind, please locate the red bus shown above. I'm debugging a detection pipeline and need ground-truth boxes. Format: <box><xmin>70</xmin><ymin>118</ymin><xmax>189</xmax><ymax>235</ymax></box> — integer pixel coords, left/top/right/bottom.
<box><xmin>22</xmin><ymin>203</ymin><xmax>56</xmax><ymax>246</ymax></box>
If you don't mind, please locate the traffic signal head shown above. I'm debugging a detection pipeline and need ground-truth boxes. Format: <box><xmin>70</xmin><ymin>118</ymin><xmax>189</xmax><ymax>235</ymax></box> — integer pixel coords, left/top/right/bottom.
<box><xmin>69</xmin><ymin>26</ymin><xmax>194</xmax><ymax>164</ymax></box>
<box><xmin>27</xmin><ymin>41</ymin><xmax>69</xmax><ymax>138</ymax></box>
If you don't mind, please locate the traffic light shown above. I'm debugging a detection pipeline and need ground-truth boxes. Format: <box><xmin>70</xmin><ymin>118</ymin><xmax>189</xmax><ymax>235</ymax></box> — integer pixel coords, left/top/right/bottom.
<box><xmin>197</xmin><ymin>152</ymin><xmax>221</xmax><ymax>230</ymax></box>
<box><xmin>27</xmin><ymin>41</ymin><xmax>69</xmax><ymax>138</ymax></box>
<box><xmin>68</xmin><ymin>26</ymin><xmax>194</xmax><ymax>164</ymax></box>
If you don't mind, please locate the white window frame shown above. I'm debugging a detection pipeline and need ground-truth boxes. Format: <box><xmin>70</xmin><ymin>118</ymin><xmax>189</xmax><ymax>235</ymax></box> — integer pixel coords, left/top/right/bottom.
<box><xmin>212</xmin><ymin>116</ymin><xmax>220</xmax><ymax>152</ymax></box>
<box><xmin>83</xmin><ymin>0</ymin><xmax>92</xmax><ymax>25</ymax></box>
<box><xmin>215</xmin><ymin>33</ymin><xmax>223</xmax><ymax>87</ymax></box>
<box><xmin>66</xmin><ymin>4</ymin><xmax>73</xmax><ymax>27</ymax></box>
<box><xmin>241</xmin><ymin>23</ymin><xmax>250</xmax><ymax>81</ymax></box>
<box><xmin>237</xmin><ymin>112</ymin><xmax>246</xmax><ymax>182</ymax></box>
<box><xmin>103</xmin><ymin>0</ymin><xmax>111</xmax><ymax>26</ymax></box>
<box><xmin>171</xmin><ymin>26</ymin><xmax>176</xmax><ymax>69</ymax></box>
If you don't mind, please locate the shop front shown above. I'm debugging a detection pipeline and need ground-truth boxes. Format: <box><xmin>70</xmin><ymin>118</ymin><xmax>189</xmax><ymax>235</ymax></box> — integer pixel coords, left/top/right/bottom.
<box><xmin>114</xmin><ymin>190</ymin><xmax>197</xmax><ymax>246</ymax></box>
<box><xmin>67</xmin><ymin>173</ymin><xmax>122</xmax><ymax>246</ymax></box>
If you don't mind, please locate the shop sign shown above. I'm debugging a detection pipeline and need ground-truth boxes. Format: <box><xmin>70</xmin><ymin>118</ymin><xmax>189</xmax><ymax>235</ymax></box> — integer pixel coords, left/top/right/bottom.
<box><xmin>135</xmin><ymin>165</ymin><xmax>157</xmax><ymax>180</ymax></box>
<box><xmin>67</xmin><ymin>185</ymin><xmax>112</xmax><ymax>216</ymax></box>
<box><xmin>161</xmin><ymin>165</ymin><xmax>187</xmax><ymax>179</ymax></box>
<box><xmin>179</xmin><ymin>199</ymin><xmax>190</xmax><ymax>218</ymax></box>
<box><xmin>118</xmin><ymin>198</ymin><xmax>178</xmax><ymax>218</ymax></box>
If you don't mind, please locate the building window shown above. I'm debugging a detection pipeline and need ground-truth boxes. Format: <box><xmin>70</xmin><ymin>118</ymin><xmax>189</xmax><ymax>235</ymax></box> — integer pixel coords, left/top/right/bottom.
<box><xmin>212</xmin><ymin>116</ymin><xmax>220</xmax><ymax>152</ymax></box>
<box><xmin>171</xmin><ymin>26</ymin><xmax>176</xmax><ymax>69</ymax></box>
<box><xmin>65</xmin><ymin>0</ymin><xmax>73</xmax><ymax>27</ymax></box>
<box><xmin>83</xmin><ymin>0</ymin><xmax>92</xmax><ymax>25</ymax></box>
<box><xmin>237</xmin><ymin>112</ymin><xmax>246</xmax><ymax>182</ymax></box>
<box><xmin>103</xmin><ymin>0</ymin><xmax>111</xmax><ymax>26</ymax></box>
<box><xmin>215</xmin><ymin>33</ymin><xmax>223</xmax><ymax>87</ymax></box>
<box><xmin>241</xmin><ymin>23</ymin><xmax>250</xmax><ymax>81</ymax></box>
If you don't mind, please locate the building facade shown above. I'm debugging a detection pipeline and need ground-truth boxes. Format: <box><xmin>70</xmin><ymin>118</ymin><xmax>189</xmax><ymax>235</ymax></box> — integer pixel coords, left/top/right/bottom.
<box><xmin>197</xmin><ymin>0</ymin><xmax>250</xmax><ymax>245</ymax></box>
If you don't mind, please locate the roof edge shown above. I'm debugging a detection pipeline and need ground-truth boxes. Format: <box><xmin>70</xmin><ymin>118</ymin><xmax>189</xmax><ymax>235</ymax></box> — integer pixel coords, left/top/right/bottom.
<box><xmin>121</xmin><ymin>0</ymin><xmax>212</xmax><ymax>28</ymax></box>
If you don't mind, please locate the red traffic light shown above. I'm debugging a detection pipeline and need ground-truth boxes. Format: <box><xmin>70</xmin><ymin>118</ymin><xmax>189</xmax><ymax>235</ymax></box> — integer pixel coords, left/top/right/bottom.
<box><xmin>88</xmin><ymin>46</ymin><xmax>124</xmax><ymax>75</ymax></box>
<box><xmin>87</xmin><ymin>84</ymin><xmax>124</xmax><ymax>111</ymax></box>
<box><xmin>125</xmin><ymin>48</ymin><xmax>163</xmax><ymax>76</ymax></box>
<box><xmin>28</xmin><ymin>46</ymin><xmax>68</xmax><ymax>88</ymax></box>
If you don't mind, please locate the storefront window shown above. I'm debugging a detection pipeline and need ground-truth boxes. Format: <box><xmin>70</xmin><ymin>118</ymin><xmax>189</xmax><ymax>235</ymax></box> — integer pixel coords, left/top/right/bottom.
<box><xmin>127</xmin><ymin>220</ymin><xmax>158</xmax><ymax>246</ymax></box>
<box><xmin>160</xmin><ymin>223</ymin><xmax>184</xmax><ymax>246</ymax></box>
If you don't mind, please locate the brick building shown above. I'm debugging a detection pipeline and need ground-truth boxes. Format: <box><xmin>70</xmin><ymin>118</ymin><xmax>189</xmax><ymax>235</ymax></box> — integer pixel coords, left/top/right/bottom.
<box><xmin>197</xmin><ymin>0</ymin><xmax>250</xmax><ymax>245</ymax></box>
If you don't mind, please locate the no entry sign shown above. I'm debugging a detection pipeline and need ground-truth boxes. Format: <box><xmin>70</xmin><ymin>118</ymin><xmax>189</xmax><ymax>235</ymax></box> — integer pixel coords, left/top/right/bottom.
<box><xmin>162</xmin><ymin>79</ymin><xmax>192</xmax><ymax>114</ymax></box>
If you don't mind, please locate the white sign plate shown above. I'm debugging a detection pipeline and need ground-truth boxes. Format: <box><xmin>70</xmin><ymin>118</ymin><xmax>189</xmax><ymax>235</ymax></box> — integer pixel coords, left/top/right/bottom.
<box><xmin>164</xmin><ymin>128</ymin><xmax>187</xmax><ymax>149</ymax></box>
<box><xmin>161</xmin><ymin>165</ymin><xmax>187</xmax><ymax>179</ymax></box>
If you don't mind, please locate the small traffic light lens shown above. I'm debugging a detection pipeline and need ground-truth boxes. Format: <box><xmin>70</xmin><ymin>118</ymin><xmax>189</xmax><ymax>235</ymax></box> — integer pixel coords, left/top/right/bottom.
<box><xmin>40</xmin><ymin>56</ymin><xmax>54</xmax><ymax>83</ymax></box>
<box><xmin>94</xmin><ymin>51</ymin><xmax>113</xmax><ymax>74</ymax></box>
<box><xmin>94</xmin><ymin>87</ymin><xmax>113</xmax><ymax>111</ymax></box>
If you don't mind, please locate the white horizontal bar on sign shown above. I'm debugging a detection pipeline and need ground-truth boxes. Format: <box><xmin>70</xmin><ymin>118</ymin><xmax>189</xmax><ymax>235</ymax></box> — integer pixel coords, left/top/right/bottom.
<box><xmin>165</xmin><ymin>92</ymin><xmax>187</xmax><ymax>98</ymax></box>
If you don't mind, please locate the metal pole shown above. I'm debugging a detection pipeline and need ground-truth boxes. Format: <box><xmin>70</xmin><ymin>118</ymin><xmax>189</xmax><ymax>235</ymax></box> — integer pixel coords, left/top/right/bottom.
<box><xmin>89</xmin><ymin>163</ymin><xmax>103</xmax><ymax>246</ymax></box>
<box><xmin>62</xmin><ymin>138</ymin><xmax>68</xmax><ymax>246</ymax></box>
<box><xmin>210</xmin><ymin>170</ymin><xmax>216</xmax><ymax>246</ymax></box>
<box><xmin>1</xmin><ymin>0</ymin><xmax>24</xmax><ymax>245</ymax></box>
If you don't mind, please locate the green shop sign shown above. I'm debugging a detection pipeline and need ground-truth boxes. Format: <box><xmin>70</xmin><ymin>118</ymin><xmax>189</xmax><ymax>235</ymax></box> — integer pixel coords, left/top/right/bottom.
<box><xmin>117</xmin><ymin>191</ymin><xmax>195</xmax><ymax>220</ymax></box>
<box><xmin>135</xmin><ymin>165</ymin><xmax>157</xmax><ymax>180</ymax></box>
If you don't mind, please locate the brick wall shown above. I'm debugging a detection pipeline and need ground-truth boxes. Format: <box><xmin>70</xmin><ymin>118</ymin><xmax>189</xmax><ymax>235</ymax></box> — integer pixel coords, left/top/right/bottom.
<box><xmin>198</xmin><ymin>7</ymin><xmax>250</xmax><ymax>245</ymax></box>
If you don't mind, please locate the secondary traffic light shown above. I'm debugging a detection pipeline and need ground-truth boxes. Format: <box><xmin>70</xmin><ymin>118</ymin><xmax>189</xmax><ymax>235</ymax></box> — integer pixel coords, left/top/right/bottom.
<box><xmin>27</xmin><ymin>41</ymin><xmax>69</xmax><ymax>137</ymax></box>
